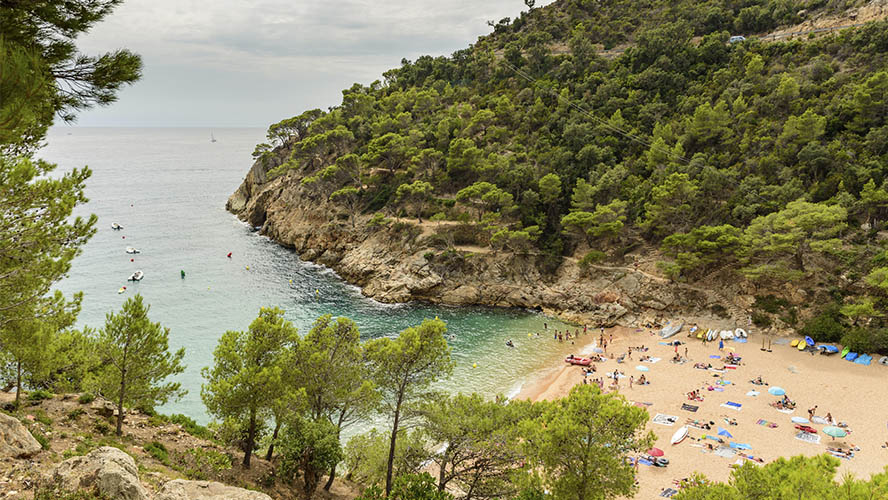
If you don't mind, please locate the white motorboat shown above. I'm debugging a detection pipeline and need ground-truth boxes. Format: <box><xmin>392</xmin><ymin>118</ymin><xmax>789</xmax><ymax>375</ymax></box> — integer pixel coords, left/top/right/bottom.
<box><xmin>127</xmin><ymin>270</ymin><xmax>144</xmax><ymax>281</ymax></box>
<box><xmin>111</xmin><ymin>222</ymin><xmax>123</xmax><ymax>230</ymax></box>
<box><xmin>126</xmin><ymin>247</ymin><xmax>140</xmax><ymax>254</ymax></box>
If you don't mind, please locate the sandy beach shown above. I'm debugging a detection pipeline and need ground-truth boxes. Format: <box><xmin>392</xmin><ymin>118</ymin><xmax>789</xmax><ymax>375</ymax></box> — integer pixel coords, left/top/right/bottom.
<box><xmin>517</xmin><ymin>324</ymin><xmax>888</xmax><ymax>499</ymax></box>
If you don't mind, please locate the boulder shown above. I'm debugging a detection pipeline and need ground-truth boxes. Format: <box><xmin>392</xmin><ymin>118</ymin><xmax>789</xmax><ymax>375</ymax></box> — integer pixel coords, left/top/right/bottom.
<box><xmin>157</xmin><ymin>480</ymin><xmax>273</xmax><ymax>500</ymax></box>
<box><xmin>44</xmin><ymin>446</ymin><xmax>149</xmax><ymax>500</ymax></box>
<box><xmin>0</xmin><ymin>412</ymin><xmax>42</xmax><ymax>458</ymax></box>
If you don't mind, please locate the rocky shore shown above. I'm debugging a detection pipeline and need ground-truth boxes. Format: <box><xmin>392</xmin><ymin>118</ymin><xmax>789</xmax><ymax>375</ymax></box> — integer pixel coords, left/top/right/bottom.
<box><xmin>227</xmin><ymin>155</ymin><xmax>758</xmax><ymax>328</ymax></box>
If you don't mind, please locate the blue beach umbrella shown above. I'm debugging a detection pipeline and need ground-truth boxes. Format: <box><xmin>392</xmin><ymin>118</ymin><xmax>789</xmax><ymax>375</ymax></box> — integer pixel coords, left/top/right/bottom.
<box><xmin>768</xmin><ymin>386</ymin><xmax>786</xmax><ymax>396</ymax></box>
<box><xmin>717</xmin><ymin>427</ymin><xmax>733</xmax><ymax>438</ymax></box>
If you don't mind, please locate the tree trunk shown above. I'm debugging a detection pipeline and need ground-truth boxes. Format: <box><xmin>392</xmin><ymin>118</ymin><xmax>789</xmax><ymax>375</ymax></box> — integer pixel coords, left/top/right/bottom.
<box><xmin>437</xmin><ymin>446</ymin><xmax>450</xmax><ymax>490</ymax></box>
<box><xmin>244</xmin><ymin>408</ymin><xmax>256</xmax><ymax>468</ymax></box>
<box><xmin>14</xmin><ymin>361</ymin><xmax>21</xmax><ymax>408</ymax></box>
<box><xmin>324</xmin><ymin>463</ymin><xmax>337</xmax><ymax>491</ymax></box>
<box><xmin>385</xmin><ymin>398</ymin><xmax>403</xmax><ymax>496</ymax></box>
<box><xmin>116</xmin><ymin>370</ymin><xmax>126</xmax><ymax>436</ymax></box>
<box><xmin>795</xmin><ymin>245</ymin><xmax>806</xmax><ymax>273</ymax></box>
<box><xmin>265</xmin><ymin>419</ymin><xmax>281</xmax><ymax>461</ymax></box>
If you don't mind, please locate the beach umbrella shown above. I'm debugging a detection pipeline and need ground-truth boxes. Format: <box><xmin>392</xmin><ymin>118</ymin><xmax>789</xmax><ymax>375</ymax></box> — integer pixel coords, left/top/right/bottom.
<box><xmin>635</xmin><ymin>365</ymin><xmax>649</xmax><ymax>372</ymax></box>
<box><xmin>823</xmin><ymin>426</ymin><xmax>847</xmax><ymax>438</ymax></box>
<box><xmin>791</xmin><ymin>416</ymin><xmax>810</xmax><ymax>424</ymax></box>
<box><xmin>717</xmin><ymin>427</ymin><xmax>733</xmax><ymax>438</ymax></box>
<box><xmin>768</xmin><ymin>386</ymin><xmax>786</xmax><ymax>396</ymax></box>
<box><xmin>805</xmin><ymin>336</ymin><xmax>814</xmax><ymax>346</ymax></box>
<box><xmin>647</xmin><ymin>447</ymin><xmax>664</xmax><ymax>457</ymax></box>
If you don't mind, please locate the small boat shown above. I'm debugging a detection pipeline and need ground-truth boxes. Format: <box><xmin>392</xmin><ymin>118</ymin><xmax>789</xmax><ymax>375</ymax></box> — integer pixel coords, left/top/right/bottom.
<box><xmin>845</xmin><ymin>352</ymin><xmax>858</xmax><ymax>362</ymax></box>
<box><xmin>840</xmin><ymin>347</ymin><xmax>850</xmax><ymax>358</ymax></box>
<box><xmin>735</xmin><ymin>328</ymin><xmax>747</xmax><ymax>338</ymax></box>
<box><xmin>671</xmin><ymin>425</ymin><xmax>689</xmax><ymax>445</ymax></box>
<box><xmin>111</xmin><ymin>222</ymin><xmax>123</xmax><ymax>230</ymax></box>
<box><xmin>117</xmin><ymin>287</ymin><xmax>126</xmax><ymax>294</ymax></box>
<box><xmin>790</xmin><ymin>339</ymin><xmax>800</xmax><ymax>347</ymax></box>
<box><xmin>210</xmin><ymin>131</ymin><xmax>217</xmax><ymax>143</ymax></box>
<box><xmin>564</xmin><ymin>355</ymin><xmax>592</xmax><ymax>366</ymax></box>
<box><xmin>125</xmin><ymin>247</ymin><xmax>140</xmax><ymax>254</ymax></box>
<box><xmin>797</xmin><ymin>342</ymin><xmax>806</xmax><ymax>351</ymax></box>
<box><xmin>878</xmin><ymin>356</ymin><xmax>888</xmax><ymax>365</ymax></box>
<box><xmin>708</xmin><ymin>329</ymin><xmax>717</xmax><ymax>341</ymax></box>
<box><xmin>661</xmin><ymin>322</ymin><xmax>683</xmax><ymax>339</ymax></box>
<box><xmin>127</xmin><ymin>270</ymin><xmax>144</xmax><ymax>281</ymax></box>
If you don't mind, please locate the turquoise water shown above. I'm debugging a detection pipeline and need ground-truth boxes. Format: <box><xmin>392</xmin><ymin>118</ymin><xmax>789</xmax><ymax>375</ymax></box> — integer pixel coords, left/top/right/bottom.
<box><xmin>40</xmin><ymin>128</ymin><xmax>577</xmax><ymax>423</ymax></box>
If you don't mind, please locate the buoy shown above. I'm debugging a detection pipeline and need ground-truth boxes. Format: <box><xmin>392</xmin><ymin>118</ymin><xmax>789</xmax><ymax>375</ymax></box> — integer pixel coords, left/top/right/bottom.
<box><xmin>122</xmin><ymin>236</ymin><xmax>125</xmax><ymax>239</ymax></box>
<box><xmin>245</xmin><ymin>265</ymin><xmax>250</xmax><ymax>270</ymax></box>
<box><xmin>473</xmin><ymin>363</ymin><xmax>477</xmax><ymax>368</ymax></box>
<box><xmin>528</xmin><ymin>333</ymin><xmax>532</xmax><ymax>337</ymax></box>
<box><xmin>130</xmin><ymin>258</ymin><xmax>134</xmax><ymax>262</ymax></box>
<box><xmin>316</xmin><ymin>289</ymin><xmax>319</xmax><ymax>294</ymax></box>
<box><xmin>289</xmin><ymin>279</ymin><xmax>293</xmax><ymax>284</ymax></box>
<box><xmin>227</xmin><ymin>252</ymin><xmax>232</xmax><ymax>258</ymax></box>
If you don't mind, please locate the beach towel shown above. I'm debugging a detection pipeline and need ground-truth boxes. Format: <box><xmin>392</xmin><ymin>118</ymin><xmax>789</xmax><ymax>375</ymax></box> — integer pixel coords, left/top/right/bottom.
<box><xmin>756</xmin><ymin>419</ymin><xmax>778</xmax><ymax>428</ymax></box>
<box><xmin>776</xmin><ymin>408</ymin><xmax>795</xmax><ymax>414</ymax></box>
<box><xmin>716</xmin><ymin>380</ymin><xmax>732</xmax><ymax>386</ymax></box>
<box><xmin>787</xmin><ymin>366</ymin><xmax>800</xmax><ymax>374</ymax></box>
<box><xmin>734</xmin><ymin>337</ymin><xmax>748</xmax><ymax>343</ymax></box>
<box><xmin>725</xmin><ymin>365</ymin><xmax>738</xmax><ymax>369</ymax></box>
<box><xmin>714</xmin><ymin>446</ymin><xmax>736</xmax><ymax>458</ymax></box>
<box><xmin>721</xmin><ymin>401</ymin><xmax>742</xmax><ymax>411</ymax></box>
<box><xmin>638</xmin><ymin>458</ymin><xmax>654</xmax><ymax>466</ymax></box>
<box><xmin>746</xmin><ymin>391</ymin><xmax>760</xmax><ymax>397</ymax></box>
<box><xmin>652</xmin><ymin>413</ymin><xmax>678</xmax><ymax>426</ymax></box>
<box><xmin>681</xmin><ymin>403</ymin><xmax>699</xmax><ymax>412</ymax></box>
<box><xmin>729</xmin><ymin>442</ymin><xmax>751</xmax><ymax>450</ymax></box>
<box><xmin>827</xmin><ymin>450</ymin><xmax>853</xmax><ymax>460</ymax></box>
<box><xmin>709</xmin><ymin>355</ymin><xmax>721</xmax><ymax>359</ymax></box>
<box><xmin>660</xmin><ymin>488</ymin><xmax>678</xmax><ymax>498</ymax></box>
<box><xmin>643</xmin><ymin>357</ymin><xmax>662</xmax><ymax>363</ymax></box>
<box><xmin>795</xmin><ymin>432</ymin><xmax>821</xmax><ymax>444</ymax></box>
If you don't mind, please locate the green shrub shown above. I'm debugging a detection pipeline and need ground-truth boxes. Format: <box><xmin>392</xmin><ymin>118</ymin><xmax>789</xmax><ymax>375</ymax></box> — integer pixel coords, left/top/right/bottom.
<box><xmin>94</xmin><ymin>421</ymin><xmax>111</xmax><ymax>435</ymax></box>
<box><xmin>179</xmin><ymin>448</ymin><xmax>232</xmax><ymax>480</ymax></box>
<box><xmin>33</xmin><ymin>409</ymin><xmax>53</xmax><ymax>426</ymax></box>
<box><xmin>77</xmin><ymin>393</ymin><xmax>95</xmax><ymax>404</ymax></box>
<box><xmin>799</xmin><ymin>304</ymin><xmax>844</xmax><ymax>343</ymax></box>
<box><xmin>367</xmin><ymin>212</ymin><xmax>389</xmax><ymax>228</ymax></box>
<box><xmin>27</xmin><ymin>389</ymin><xmax>53</xmax><ymax>402</ymax></box>
<box><xmin>423</xmin><ymin>251</ymin><xmax>435</xmax><ymax>261</ymax></box>
<box><xmin>30</xmin><ymin>429</ymin><xmax>50</xmax><ymax>450</ymax></box>
<box><xmin>579</xmin><ymin>250</ymin><xmax>606</xmax><ymax>269</ymax></box>
<box><xmin>753</xmin><ymin>295</ymin><xmax>790</xmax><ymax>314</ymax></box>
<box><xmin>751</xmin><ymin>312</ymin><xmax>772</xmax><ymax>328</ymax></box>
<box><xmin>166</xmin><ymin>414</ymin><xmax>213</xmax><ymax>440</ymax></box>
<box><xmin>144</xmin><ymin>441</ymin><xmax>170</xmax><ymax>466</ymax></box>
<box><xmin>35</xmin><ymin>486</ymin><xmax>108</xmax><ymax>500</ymax></box>
<box><xmin>840</xmin><ymin>327</ymin><xmax>888</xmax><ymax>354</ymax></box>
<box><xmin>67</xmin><ymin>408</ymin><xmax>86</xmax><ymax>421</ymax></box>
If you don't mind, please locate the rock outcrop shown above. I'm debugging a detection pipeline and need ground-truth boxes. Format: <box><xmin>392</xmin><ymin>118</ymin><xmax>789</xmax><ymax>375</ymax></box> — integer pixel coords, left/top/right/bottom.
<box><xmin>43</xmin><ymin>446</ymin><xmax>149</xmax><ymax>500</ymax></box>
<box><xmin>157</xmin><ymin>479</ymin><xmax>273</xmax><ymax>500</ymax></box>
<box><xmin>227</xmin><ymin>155</ymin><xmax>754</xmax><ymax>327</ymax></box>
<box><xmin>0</xmin><ymin>412</ymin><xmax>42</xmax><ymax>458</ymax></box>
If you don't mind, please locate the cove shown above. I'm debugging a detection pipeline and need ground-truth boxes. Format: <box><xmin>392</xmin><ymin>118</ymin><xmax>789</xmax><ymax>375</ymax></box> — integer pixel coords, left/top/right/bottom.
<box><xmin>42</xmin><ymin>127</ymin><xmax>577</xmax><ymax>423</ymax></box>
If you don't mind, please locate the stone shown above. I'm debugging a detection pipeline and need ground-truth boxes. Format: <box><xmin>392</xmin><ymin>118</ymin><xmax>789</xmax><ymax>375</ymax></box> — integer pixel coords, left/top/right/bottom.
<box><xmin>0</xmin><ymin>412</ymin><xmax>42</xmax><ymax>458</ymax></box>
<box><xmin>44</xmin><ymin>446</ymin><xmax>149</xmax><ymax>500</ymax></box>
<box><xmin>90</xmin><ymin>398</ymin><xmax>117</xmax><ymax>418</ymax></box>
<box><xmin>157</xmin><ymin>479</ymin><xmax>273</xmax><ymax>500</ymax></box>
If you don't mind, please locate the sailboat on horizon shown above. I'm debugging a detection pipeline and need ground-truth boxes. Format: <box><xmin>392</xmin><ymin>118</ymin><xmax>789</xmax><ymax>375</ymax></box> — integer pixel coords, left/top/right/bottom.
<box><xmin>210</xmin><ymin>131</ymin><xmax>217</xmax><ymax>143</ymax></box>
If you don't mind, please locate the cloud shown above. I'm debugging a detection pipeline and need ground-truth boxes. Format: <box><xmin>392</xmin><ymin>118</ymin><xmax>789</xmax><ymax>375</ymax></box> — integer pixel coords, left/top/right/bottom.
<box><xmin>72</xmin><ymin>0</ymin><xmax>553</xmax><ymax>126</ymax></box>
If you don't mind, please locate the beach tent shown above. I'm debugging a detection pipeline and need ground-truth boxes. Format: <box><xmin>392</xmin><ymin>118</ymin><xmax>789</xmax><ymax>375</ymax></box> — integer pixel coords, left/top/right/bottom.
<box><xmin>823</xmin><ymin>426</ymin><xmax>847</xmax><ymax>438</ymax></box>
<box><xmin>768</xmin><ymin>386</ymin><xmax>786</xmax><ymax>396</ymax></box>
<box><xmin>717</xmin><ymin>427</ymin><xmax>733</xmax><ymax>438</ymax></box>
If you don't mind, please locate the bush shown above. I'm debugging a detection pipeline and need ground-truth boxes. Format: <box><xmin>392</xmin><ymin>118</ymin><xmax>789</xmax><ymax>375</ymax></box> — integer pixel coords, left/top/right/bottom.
<box><xmin>67</xmin><ymin>409</ymin><xmax>86</xmax><ymax>421</ymax></box>
<box><xmin>840</xmin><ymin>327</ymin><xmax>888</xmax><ymax>354</ymax></box>
<box><xmin>579</xmin><ymin>250</ymin><xmax>606</xmax><ymax>270</ymax></box>
<box><xmin>178</xmin><ymin>448</ymin><xmax>232</xmax><ymax>480</ymax></box>
<box><xmin>144</xmin><ymin>441</ymin><xmax>170</xmax><ymax>466</ymax></box>
<box><xmin>367</xmin><ymin>212</ymin><xmax>390</xmax><ymax>228</ymax></box>
<box><xmin>753</xmin><ymin>295</ymin><xmax>790</xmax><ymax>314</ymax></box>
<box><xmin>78</xmin><ymin>393</ymin><xmax>95</xmax><ymax>404</ymax></box>
<box><xmin>35</xmin><ymin>487</ymin><xmax>108</xmax><ymax>500</ymax></box>
<box><xmin>27</xmin><ymin>389</ymin><xmax>53</xmax><ymax>402</ymax></box>
<box><xmin>94</xmin><ymin>421</ymin><xmax>111</xmax><ymax>435</ymax></box>
<box><xmin>166</xmin><ymin>414</ymin><xmax>213</xmax><ymax>440</ymax></box>
<box><xmin>799</xmin><ymin>304</ymin><xmax>844</xmax><ymax>343</ymax></box>
<box><xmin>30</xmin><ymin>429</ymin><xmax>50</xmax><ymax>450</ymax></box>
<box><xmin>751</xmin><ymin>312</ymin><xmax>772</xmax><ymax>328</ymax></box>
<box><xmin>33</xmin><ymin>409</ymin><xmax>53</xmax><ymax>426</ymax></box>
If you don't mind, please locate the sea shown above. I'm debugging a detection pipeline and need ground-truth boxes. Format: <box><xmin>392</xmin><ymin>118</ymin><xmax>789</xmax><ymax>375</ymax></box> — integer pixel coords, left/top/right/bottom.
<box><xmin>39</xmin><ymin>127</ymin><xmax>583</xmax><ymax>424</ymax></box>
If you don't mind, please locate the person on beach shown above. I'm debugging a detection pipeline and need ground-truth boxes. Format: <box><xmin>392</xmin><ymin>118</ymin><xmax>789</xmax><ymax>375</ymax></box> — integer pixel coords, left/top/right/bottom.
<box><xmin>629</xmin><ymin>375</ymin><xmax>634</xmax><ymax>389</ymax></box>
<box><xmin>826</xmin><ymin>412</ymin><xmax>833</xmax><ymax>424</ymax></box>
<box><xmin>718</xmin><ymin>338</ymin><xmax>724</xmax><ymax>351</ymax></box>
<box><xmin>808</xmin><ymin>405</ymin><xmax>818</xmax><ymax>419</ymax></box>
<box><xmin>684</xmin><ymin>347</ymin><xmax>688</xmax><ymax>358</ymax></box>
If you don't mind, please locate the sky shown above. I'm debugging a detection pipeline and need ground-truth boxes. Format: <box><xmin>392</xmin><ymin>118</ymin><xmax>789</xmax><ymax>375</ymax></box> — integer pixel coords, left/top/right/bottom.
<box><xmin>70</xmin><ymin>0</ymin><xmax>554</xmax><ymax>128</ymax></box>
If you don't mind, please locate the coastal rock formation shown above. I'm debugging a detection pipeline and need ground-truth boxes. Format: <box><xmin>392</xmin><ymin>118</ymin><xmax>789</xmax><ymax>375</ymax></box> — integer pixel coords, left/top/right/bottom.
<box><xmin>228</xmin><ymin>160</ymin><xmax>752</xmax><ymax>327</ymax></box>
<box><xmin>157</xmin><ymin>479</ymin><xmax>274</xmax><ymax>500</ymax></box>
<box><xmin>43</xmin><ymin>446</ymin><xmax>149</xmax><ymax>500</ymax></box>
<box><xmin>0</xmin><ymin>412</ymin><xmax>42</xmax><ymax>458</ymax></box>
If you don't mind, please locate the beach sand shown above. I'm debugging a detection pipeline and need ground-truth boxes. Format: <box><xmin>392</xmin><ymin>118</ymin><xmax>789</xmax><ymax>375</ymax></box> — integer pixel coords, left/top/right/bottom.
<box><xmin>517</xmin><ymin>325</ymin><xmax>888</xmax><ymax>499</ymax></box>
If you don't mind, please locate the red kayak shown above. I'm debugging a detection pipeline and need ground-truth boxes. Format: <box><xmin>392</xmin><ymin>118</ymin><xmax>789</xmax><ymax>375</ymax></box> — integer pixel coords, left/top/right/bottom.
<box><xmin>565</xmin><ymin>355</ymin><xmax>592</xmax><ymax>366</ymax></box>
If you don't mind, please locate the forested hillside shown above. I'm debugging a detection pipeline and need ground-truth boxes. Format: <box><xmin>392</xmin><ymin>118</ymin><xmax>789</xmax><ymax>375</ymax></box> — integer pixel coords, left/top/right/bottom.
<box><xmin>247</xmin><ymin>0</ymin><xmax>888</xmax><ymax>353</ymax></box>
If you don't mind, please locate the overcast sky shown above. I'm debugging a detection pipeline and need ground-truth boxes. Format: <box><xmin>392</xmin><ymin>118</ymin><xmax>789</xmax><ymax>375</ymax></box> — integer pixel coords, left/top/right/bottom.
<box><xmin>70</xmin><ymin>0</ymin><xmax>553</xmax><ymax>128</ymax></box>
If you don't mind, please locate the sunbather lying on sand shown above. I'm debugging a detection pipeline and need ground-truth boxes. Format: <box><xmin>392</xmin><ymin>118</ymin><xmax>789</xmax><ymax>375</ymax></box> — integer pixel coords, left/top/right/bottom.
<box><xmin>750</xmin><ymin>376</ymin><xmax>768</xmax><ymax>385</ymax></box>
<box><xmin>694</xmin><ymin>362</ymin><xmax>711</xmax><ymax>369</ymax></box>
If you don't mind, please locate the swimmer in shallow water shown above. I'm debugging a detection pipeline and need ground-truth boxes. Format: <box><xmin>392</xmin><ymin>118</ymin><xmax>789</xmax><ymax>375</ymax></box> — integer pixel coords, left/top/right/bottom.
<box><xmin>506</xmin><ymin>339</ymin><xmax>514</xmax><ymax>347</ymax></box>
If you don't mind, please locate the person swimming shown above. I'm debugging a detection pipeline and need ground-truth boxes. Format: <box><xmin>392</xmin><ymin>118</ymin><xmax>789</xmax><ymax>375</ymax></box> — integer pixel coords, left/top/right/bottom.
<box><xmin>506</xmin><ymin>339</ymin><xmax>514</xmax><ymax>347</ymax></box>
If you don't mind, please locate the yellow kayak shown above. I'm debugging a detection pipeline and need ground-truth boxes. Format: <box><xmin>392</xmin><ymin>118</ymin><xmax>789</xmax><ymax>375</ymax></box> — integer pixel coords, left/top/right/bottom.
<box><xmin>798</xmin><ymin>342</ymin><xmax>806</xmax><ymax>351</ymax></box>
<box><xmin>790</xmin><ymin>339</ymin><xmax>799</xmax><ymax>347</ymax></box>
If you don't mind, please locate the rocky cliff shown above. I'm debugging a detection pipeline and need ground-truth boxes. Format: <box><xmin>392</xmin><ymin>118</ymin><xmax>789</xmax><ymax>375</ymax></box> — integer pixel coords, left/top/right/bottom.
<box><xmin>227</xmin><ymin>154</ymin><xmax>757</xmax><ymax>328</ymax></box>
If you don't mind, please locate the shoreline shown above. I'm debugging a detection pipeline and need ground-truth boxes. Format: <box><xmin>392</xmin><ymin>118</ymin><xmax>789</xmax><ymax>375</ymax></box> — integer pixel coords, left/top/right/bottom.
<box><xmin>515</xmin><ymin>324</ymin><xmax>888</xmax><ymax>498</ymax></box>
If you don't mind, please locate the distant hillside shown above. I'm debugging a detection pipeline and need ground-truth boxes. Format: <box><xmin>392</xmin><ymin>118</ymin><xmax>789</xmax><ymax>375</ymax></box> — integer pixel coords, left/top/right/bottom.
<box><xmin>233</xmin><ymin>0</ymin><xmax>888</xmax><ymax>353</ymax></box>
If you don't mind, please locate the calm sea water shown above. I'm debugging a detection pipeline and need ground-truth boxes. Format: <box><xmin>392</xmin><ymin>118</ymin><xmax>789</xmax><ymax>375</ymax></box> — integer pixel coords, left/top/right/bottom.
<box><xmin>40</xmin><ymin>127</ymin><xmax>577</xmax><ymax>423</ymax></box>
